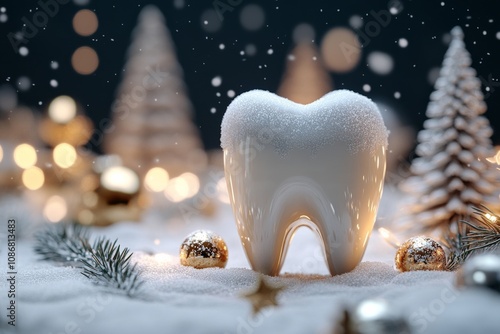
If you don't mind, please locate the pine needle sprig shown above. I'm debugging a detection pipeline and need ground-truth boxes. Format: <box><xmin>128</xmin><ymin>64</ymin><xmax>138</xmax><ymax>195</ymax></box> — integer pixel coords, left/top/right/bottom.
<box><xmin>444</xmin><ymin>228</ymin><xmax>469</xmax><ymax>271</ymax></box>
<box><xmin>34</xmin><ymin>223</ymin><xmax>144</xmax><ymax>297</ymax></box>
<box><xmin>81</xmin><ymin>238</ymin><xmax>144</xmax><ymax>296</ymax></box>
<box><xmin>445</xmin><ymin>205</ymin><xmax>500</xmax><ymax>270</ymax></box>
<box><xmin>34</xmin><ymin>223</ymin><xmax>91</xmax><ymax>265</ymax></box>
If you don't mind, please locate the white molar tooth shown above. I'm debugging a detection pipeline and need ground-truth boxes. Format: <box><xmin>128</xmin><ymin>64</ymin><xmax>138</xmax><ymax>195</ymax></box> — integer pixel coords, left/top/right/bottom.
<box><xmin>221</xmin><ymin>89</ymin><xmax>388</xmax><ymax>276</ymax></box>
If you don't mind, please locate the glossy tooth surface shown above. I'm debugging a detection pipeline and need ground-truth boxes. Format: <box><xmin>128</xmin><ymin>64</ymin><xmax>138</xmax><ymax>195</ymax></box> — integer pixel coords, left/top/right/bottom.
<box><xmin>221</xmin><ymin>90</ymin><xmax>388</xmax><ymax>276</ymax></box>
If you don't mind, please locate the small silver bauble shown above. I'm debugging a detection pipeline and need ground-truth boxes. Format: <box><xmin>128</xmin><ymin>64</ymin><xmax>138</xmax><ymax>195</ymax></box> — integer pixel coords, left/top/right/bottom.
<box><xmin>345</xmin><ymin>299</ymin><xmax>411</xmax><ymax>334</ymax></box>
<box><xmin>456</xmin><ymin>254</ymin><xmax>500</xmax><ymax>293</ymax></box>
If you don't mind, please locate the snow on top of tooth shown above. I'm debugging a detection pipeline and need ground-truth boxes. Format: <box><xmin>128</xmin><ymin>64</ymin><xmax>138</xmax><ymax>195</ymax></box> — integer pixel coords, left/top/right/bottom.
<box><xmin>220</xmin><ymin>89</ymin><xmax>388</xmax><ymax>155</ymax></box>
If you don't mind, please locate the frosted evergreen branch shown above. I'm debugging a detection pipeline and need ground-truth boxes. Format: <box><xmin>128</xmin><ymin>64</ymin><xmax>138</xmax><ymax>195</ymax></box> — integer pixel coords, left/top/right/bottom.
<box><xmin>34</xmin><ymin>223</ymin><xmax>92</xmax><ymax>265</ymax></box>
<box><xmin>445</xmin><ymin>206</ymin><xmax>500</xmax><ymax>270</ymax></box>
<box><xmin>81</xmin><ymin>238</ymin><xmax>144</xmax><ymax>296</ymax></box>
<box><xmin>34</xmin><ymin>223</ymin><xmax>144</xmax><ymax>297</ymax></box>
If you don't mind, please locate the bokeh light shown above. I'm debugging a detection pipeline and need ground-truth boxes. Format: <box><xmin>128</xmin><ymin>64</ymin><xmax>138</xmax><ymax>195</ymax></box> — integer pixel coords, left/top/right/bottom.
<box><xmin>321</xmin><ymin>27</ymin><xmax>361</xmax><ymax>73</ymax></box>
<box><xmin>43</xmin><ymin>195</ymin><xmax>68</xmax><ymax>223</ymax></box>
<box><xmin>101</xmin><ymin>166</ymin><xmax>140</xmax><ymax>194</ymax></box>
<box><xmin>48</xmin><ymin>95</ymin><xmax>77</xmax><ymax>124</ymax></box>
<box><xmin>13</xmin><ymin>143</ymin><xmax>37</xmax><ymax>169</ymax></box>
<box><xmin>53</xmin><ymin>143</ymin><xmax>77</xmax><ymax>169</ymax></box>
<box><xmin>240</xmin><ymin>4</ymin><xmax>265</xmax><ymax>31</ymax></box>
<box><xmin>216</xmin><ymin>177</ymin><xmax>230</xmax><ymax>204</ymax></box>
<box><xmin>71</xmin><ymin>46</ymin><xmax>99</xmax><ymax>75</ymax></box>
<box><xmin>200</xmin><ymin>9</ymin><xmax>221</xmax><ymax>33</ymax></box>
<box><xmin>164</xmin><ymin>172</ymin><xmax>200</xmax><ymax>202</ymax></box>
<box><xmin>73</xmin><ymin>9</ymin><xmax>98</xmax><ymax>36</ymax></box>
<box><xmin>0</xmin><ymin>84</ymin><xmax>17</xmax><ymax>111</ymax></box>
<box><xmin>144</xmin><ymin>167</ymin><xmax>170</xmax><ymax>192</ymax></box>
<box><xmin>16</xmin><ymin>76</ymin><xmax>31</xmax><ymax>91</ymax></box>
<box><xmin>292</xmin><ymin>23</ymin><xmax>316</xmax><ymax>44</ymax></box>
<box><xmin>22</xmin><ymin>166</ymin><xmax>44</xmax><ymax>190</ymax></box>
<box><xmin>349</xmin><ymin>15</ymin><xmax>364</xmax><ymax>29</ymax></box>
<box><xmin>367</xmin><ymin>51</ymin><xmax>394</xmax><ymax>75</ymax></box>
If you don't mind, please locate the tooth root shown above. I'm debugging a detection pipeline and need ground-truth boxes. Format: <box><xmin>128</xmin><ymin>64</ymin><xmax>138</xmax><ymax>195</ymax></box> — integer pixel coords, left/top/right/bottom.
<box><xmin>226</xmin><ymin>146</ymin><xmax>385</xmax><ymax>276</ymax></box>
<box><xmin>222</xmin><ymin>90</ymin><xmax>388</xmax><ymax>276</ymax></box>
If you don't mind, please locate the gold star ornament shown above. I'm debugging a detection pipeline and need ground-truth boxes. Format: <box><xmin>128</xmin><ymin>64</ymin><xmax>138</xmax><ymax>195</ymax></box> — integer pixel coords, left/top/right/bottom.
<box><xmin>242</xmin><ymin>275</ymin><xmax>284</xmax><ymax>315</ymax></box>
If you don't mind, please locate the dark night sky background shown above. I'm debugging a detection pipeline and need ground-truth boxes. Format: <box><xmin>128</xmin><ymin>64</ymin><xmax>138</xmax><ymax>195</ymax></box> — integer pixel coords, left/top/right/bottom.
<box><xmin>0</xmin><ymin>0</ymin><xmax>499</xmax><ymax>153</ymax></box>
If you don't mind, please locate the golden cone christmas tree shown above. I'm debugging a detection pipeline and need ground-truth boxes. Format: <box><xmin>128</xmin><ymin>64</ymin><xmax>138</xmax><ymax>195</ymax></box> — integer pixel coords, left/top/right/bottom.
<box><xmin>277</xmin><ymin>42</ymin><xmax>333</xmax><ymax>104</ymax></box>
<box><xmin>105</xmin><ymin>5</ymin><xmax>206</xmax><ymax>178</ymax></box>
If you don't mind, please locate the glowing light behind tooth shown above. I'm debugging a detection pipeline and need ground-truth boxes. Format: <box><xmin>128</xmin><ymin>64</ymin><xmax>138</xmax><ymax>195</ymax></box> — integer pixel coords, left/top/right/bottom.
<box><xmin>22</xmin><ymin>166</ymin><xmax>44</xmax><ymax>190</ymax></box>
<box><xmin>0</xmin><ymin>145</ymin><xmax>3</xmax><ymax>163</ymax></box>
<box><xmin>144</xmin><ymin>167</ymin><xmax>169</xmax><ymax>192</ymax></box>
<box><xmin>100</xmin><ymin>166</ymin><xmax>140</xmax><ymax>194</ymax></box>
<box><xmin>164</xmin><ymin>172</ymin><xmax>200</xmax><ymax>202</ymax></box>
<box><xmin>48</xmin><ymin>95</ymin><xmax>77</xmax><ymax>124</ymax></box>
<box><xmin>53</xmin><ymin>143</ymin><xmax>77</xmax><ymax>169</ymax></box>
<box><xmin>13</xmin><ymin>143</ymin><xmax>37</xmax><ymax>169</ymax></box>
<box><xmin>43</xmin><ymin>195</ymin><xmax>67</xmax><ymax>223</ymax></box>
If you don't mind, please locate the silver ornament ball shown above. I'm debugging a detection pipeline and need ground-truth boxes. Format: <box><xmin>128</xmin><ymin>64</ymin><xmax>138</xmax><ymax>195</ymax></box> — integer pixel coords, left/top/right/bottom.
<box><xmin>349</xmin><ymin>299</ymin><xmax>411</xmax><ymax>334</ymax></box>
<box><xmin>456</xmin><ymin>254</ymin><xmax>500</xmax><ymax>292</ymax></box>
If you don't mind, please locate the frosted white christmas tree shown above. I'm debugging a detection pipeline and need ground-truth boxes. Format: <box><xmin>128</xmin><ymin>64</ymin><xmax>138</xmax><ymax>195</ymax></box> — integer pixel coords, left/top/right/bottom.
<box><xmin>105</xmin><ymin>5</ymin><xmax>206</xmax><ymax>178</ymax></box>
<box><xmin>400</xmin><ymin>26</ymin><xmax>499</xmax><ymax>237</ymax></box>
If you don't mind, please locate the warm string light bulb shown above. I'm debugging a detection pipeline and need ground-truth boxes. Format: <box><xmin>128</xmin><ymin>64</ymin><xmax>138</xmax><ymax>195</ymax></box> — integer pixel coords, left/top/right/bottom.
<box><xmin>13</xmin><ymin>143</ymin><xmax>37</xmax><ymax>169</ymax></box>
<box><xmin>164</xmin><ymin>172</ymin><xmax>200</xmax><ymax>203</ymax></box>
<box><xmin>100</xmin><ymin>166</ymin><xmax>140</xmax><ymax>194</ymax></box>
<box><xmin>53</xmin><ymin>143</ymin><xmax>77</xmax><ymax>169</ymax></box>
<box><xmin>48</xmin><ymin>95</ymin><xmax>77</xmax><ymax>124</ymax></box>
<box><xmin>484</xmin><ymin>213</ymin><xmax>498</xmax><ymax>223</ymax></box>
<box><xmin>43</xmin><ymin>196</ymin><xmax>68</xmax><ymax>223</ymax></box>
<box><xmin>144</xmin><ymin>167</ymin><xmax>169</xmax><ymax>192</ymax></box>
<box><xmin>486</xmin><ymin>149</ymin><xmax>500</xmax><ymax>165</ymax></box>
<box><xmin>22</xmin><ymin>166</ymin><xmax>44</xmax><ymax>190</ymax></box>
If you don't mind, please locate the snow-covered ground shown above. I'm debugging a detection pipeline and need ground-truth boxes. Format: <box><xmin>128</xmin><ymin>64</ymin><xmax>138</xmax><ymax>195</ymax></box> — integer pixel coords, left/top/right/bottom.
<box><xmin>1</xmin><ymin>193</ymin><xmax>499</xmax><ymax>334</ymax></box>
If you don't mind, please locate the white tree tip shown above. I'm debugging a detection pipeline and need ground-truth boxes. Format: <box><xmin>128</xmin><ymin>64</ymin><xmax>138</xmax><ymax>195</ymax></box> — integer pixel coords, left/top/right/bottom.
<box><xmin>451</xmin><ymin>26</ymin><xmax>464</xmax><ymax>40</ymax></box>
<box><xmin>138</xmin><ymin>5</ymin><xmax>165</xmax><ymax>21</ymax></box>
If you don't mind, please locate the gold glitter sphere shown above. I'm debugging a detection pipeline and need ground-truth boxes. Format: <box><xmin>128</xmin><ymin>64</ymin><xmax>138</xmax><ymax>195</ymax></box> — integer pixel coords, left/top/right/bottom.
<box><xmin>179</xmin><ymin>230</ymin><xmax>228</xmax><ymax>269</ymax></box>
<box><xmin>395</xmin><ymin>236</ymin><xmax>446</xmax><ymax>272</ymax></box>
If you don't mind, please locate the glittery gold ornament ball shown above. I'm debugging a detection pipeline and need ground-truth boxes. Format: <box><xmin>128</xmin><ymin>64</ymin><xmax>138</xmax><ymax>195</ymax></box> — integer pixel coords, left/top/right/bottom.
<box><xmin>179</xmin><ymin>230</ymin><xmax>228</xmax><ymax>269</ymax></box>
<box><xmin>395</xmin><ymin>236</ymin><xmax>446</xmax><ymax>272</ymax></box>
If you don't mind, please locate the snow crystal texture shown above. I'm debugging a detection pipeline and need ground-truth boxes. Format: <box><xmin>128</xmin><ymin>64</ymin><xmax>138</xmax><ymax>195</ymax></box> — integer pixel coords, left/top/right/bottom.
<box><xmin>1</xmin><ymin>191</ymin><xmax>499</xmax><ymax>334</ymax></box>
<box><xmin>221</xmin><ymin>89</ymin><xmax>388</xmax><ymax>155</ymax></box>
